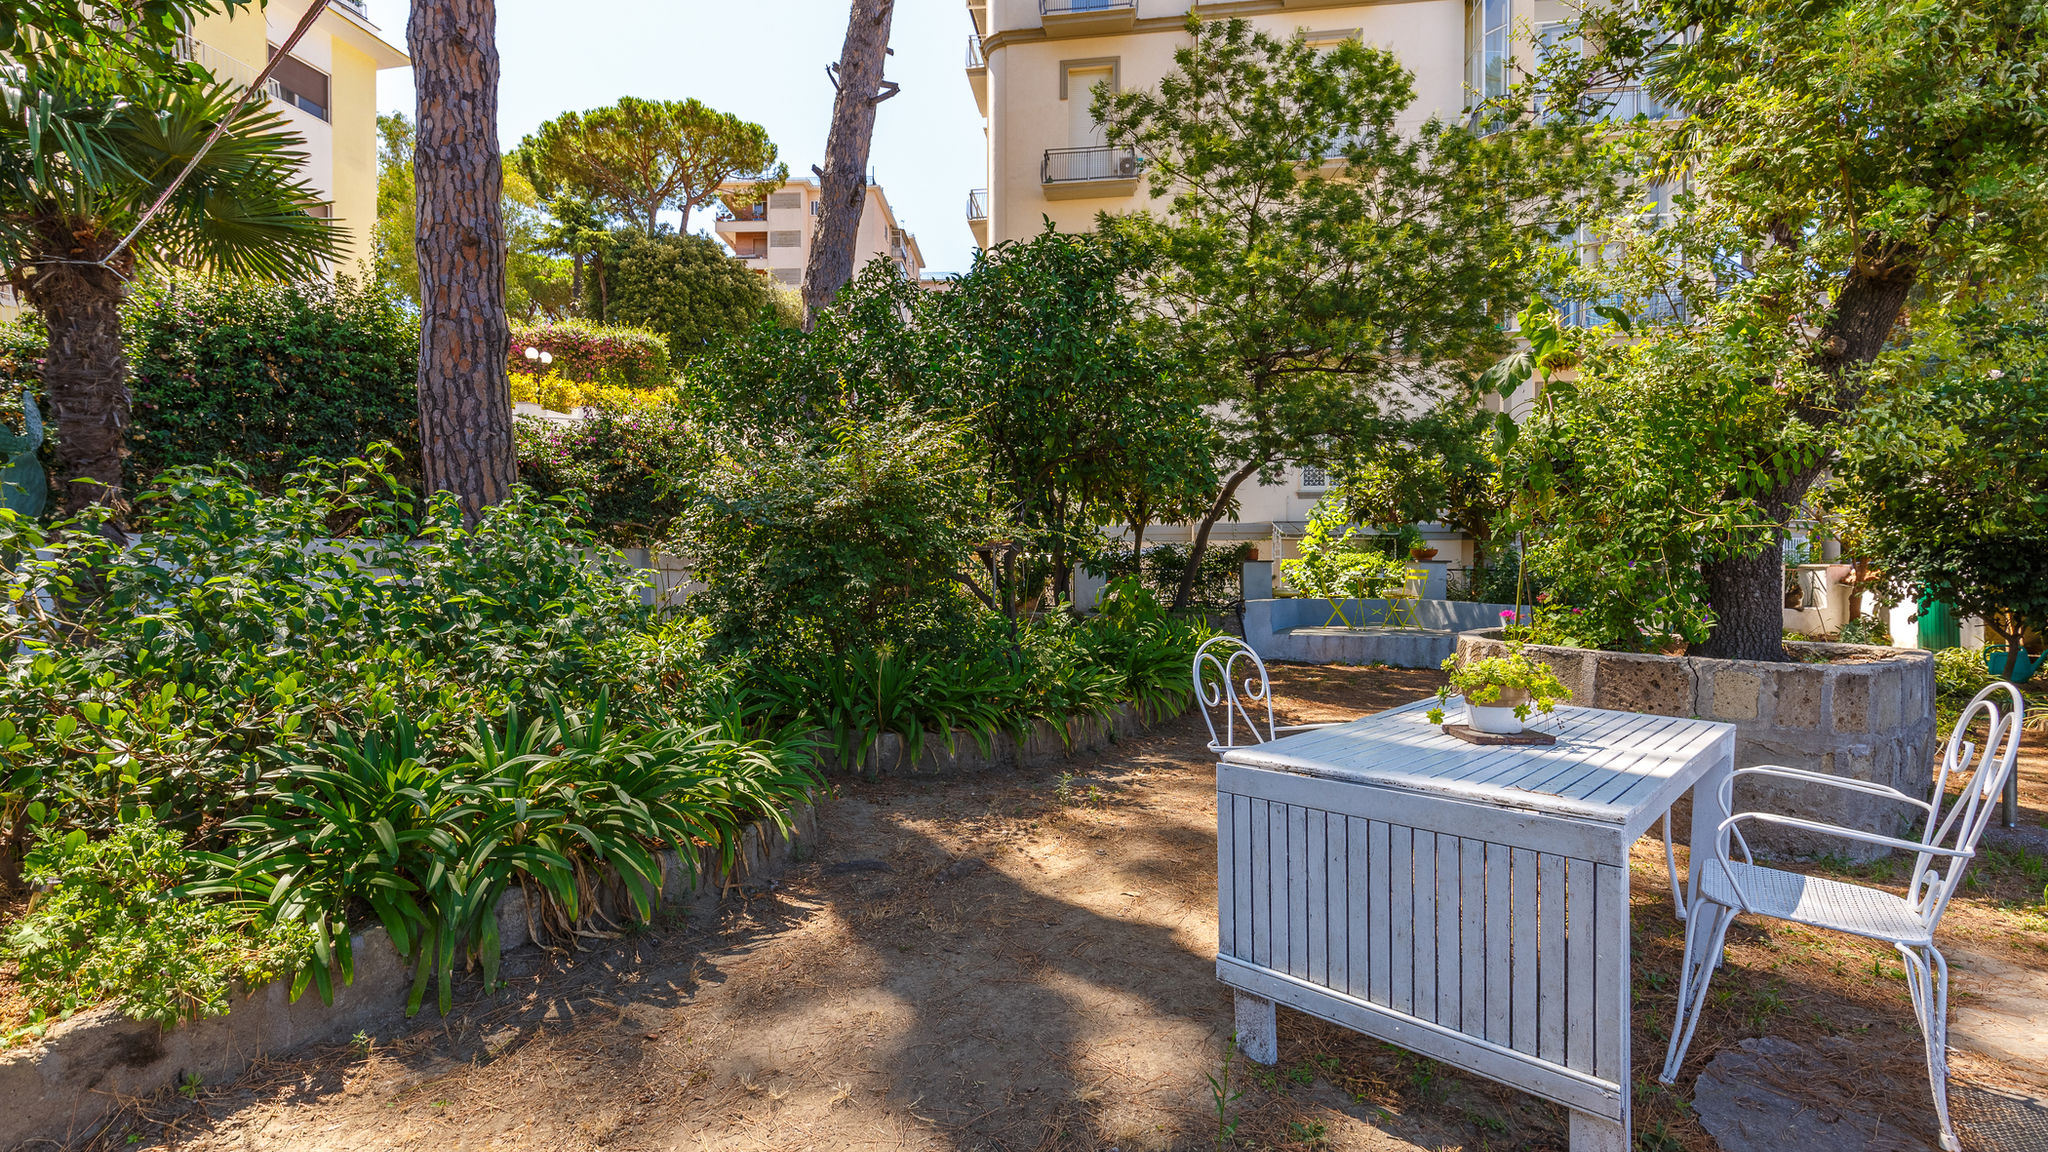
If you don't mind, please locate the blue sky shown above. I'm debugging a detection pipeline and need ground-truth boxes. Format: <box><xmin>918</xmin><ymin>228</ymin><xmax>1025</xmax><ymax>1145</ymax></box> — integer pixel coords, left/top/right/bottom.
<box><xmin>362</xmin><ymin>0</ymin><xmax>988</xmax><ymax>276</ymax></box>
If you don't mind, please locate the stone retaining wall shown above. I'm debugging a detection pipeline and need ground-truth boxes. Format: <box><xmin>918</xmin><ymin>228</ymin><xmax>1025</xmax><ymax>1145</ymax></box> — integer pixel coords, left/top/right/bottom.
<box><xmin>0</xmin><ymin>804</ymin><xmax>818</xmax><ymax>1151</ymax></box>
<box><xmin>1456</xmin><ymin>631</ymin><xmax>1936</xmax><ymax>860</ymax></box>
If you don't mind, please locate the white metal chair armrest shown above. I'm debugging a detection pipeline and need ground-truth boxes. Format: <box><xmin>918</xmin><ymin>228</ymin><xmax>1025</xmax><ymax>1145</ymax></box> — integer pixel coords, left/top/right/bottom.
<box><xmin>1710</xmin><ymin>811</ymin><xmax>1972</xmax><ymax>911</ymax></box>
<box><xmin>1723</xmin><ymin>764</ymin><xmax>1936</xmax><ymax>817</ymax></box>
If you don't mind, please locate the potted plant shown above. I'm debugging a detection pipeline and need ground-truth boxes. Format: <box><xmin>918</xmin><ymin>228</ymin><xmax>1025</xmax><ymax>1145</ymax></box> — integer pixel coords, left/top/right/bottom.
<box><xmin>1411</xmin><ymin>544</ymin><xmax>1439</xmax><ymax>561</ymax></box>
<box><xmin>1427</xmin><ymin>646</ymin><xmax>1572</xmax><ymax>734</ymax></box>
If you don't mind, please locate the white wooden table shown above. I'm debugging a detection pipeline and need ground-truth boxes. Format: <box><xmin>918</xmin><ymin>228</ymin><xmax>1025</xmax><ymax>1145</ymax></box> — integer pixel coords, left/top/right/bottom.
<box><xmin>1215</xmin><ymin>698</ymin><xmax>1736</xmax><ymax>1152</ymax></box>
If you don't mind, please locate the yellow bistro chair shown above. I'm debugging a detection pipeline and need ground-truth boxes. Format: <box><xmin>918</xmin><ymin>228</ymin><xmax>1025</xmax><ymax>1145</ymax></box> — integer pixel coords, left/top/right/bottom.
<box><xmin>1378</xmin><ymin>568</ymin><xmax>1427</xmax><ymax>628</ymax></box>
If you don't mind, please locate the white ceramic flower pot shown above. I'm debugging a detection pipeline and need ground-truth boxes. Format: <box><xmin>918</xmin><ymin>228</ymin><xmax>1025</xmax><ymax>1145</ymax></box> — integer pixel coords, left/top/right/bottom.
<box><xmin>1466</xmin><ymin>687</ymin><xmax>1530</xmax><ymax>734</ymax></box>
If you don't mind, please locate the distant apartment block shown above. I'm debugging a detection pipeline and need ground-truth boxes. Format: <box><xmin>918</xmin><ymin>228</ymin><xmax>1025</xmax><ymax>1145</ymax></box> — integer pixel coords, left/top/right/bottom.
<box><xmin>712</xmin><ymin>178</ymin><xmax>925</xmax><ymax>286</ymax></box>
<box><xmin>179</xmin><ymin>0</ymin><xmax>411</xmax><ymax>274</ymax></box>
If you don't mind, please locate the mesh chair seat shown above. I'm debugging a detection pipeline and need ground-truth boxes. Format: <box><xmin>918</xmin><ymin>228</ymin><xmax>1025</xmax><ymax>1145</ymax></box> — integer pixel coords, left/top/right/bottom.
<box><xmin>1700</xmin><ymin>860</ymin><xmax>1932</xmax><ymax>945</ymax></box>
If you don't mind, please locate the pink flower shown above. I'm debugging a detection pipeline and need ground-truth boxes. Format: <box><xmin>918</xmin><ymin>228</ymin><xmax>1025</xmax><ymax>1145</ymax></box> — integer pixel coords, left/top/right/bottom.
<box><xmin>1499</xmin><ymin>609</ymin><xmax>1515</xmax><ymax>621</ymax></box>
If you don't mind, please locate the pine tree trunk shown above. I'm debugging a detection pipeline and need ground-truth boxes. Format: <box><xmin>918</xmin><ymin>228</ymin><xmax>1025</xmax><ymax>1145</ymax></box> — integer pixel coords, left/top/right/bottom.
<box><xmin>24</xmin><ymin>249</ymin><xmax>133</xmax><ymax>515</ymax></box>
<box><xmin>803</xmin><ymin>0</ymin><xmax>897</xmax><ymax>327</ymax></box>
<box><xmin>410</xmin><ymin>0</ymin><xmax>515</xmax><ymax>521</ymax></box>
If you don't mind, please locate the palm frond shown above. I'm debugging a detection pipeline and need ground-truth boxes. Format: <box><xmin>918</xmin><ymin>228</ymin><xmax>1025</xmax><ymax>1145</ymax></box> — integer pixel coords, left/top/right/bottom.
<box><xmin>0</xmin><ymin>61</ymin><xmax>338</xmax><ymax>278</ymax></box>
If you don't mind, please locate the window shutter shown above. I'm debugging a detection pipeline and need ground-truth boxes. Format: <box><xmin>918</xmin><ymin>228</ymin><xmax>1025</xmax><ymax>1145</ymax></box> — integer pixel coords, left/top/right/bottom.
<box><xmin>768</xmin><ymin>192</ymin><xmax>802</xmax><ymax>210</ymax></box>
<box><xmin>769</xmin><ymin>230</ymin><xmax>802</xmax><ymax>248</ymax></box>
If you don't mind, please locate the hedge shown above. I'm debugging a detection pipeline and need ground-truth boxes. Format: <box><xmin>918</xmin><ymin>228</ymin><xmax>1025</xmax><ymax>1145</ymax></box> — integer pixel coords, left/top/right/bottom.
<box><xmin>123</xmin><ymin>277</ymin><xmax>420</xmax><ymax>490</ymax></box>
<box><xmin>509</xmin><ymin>319</ymin><xmax>671</xmax><ymax>388</ymax></box>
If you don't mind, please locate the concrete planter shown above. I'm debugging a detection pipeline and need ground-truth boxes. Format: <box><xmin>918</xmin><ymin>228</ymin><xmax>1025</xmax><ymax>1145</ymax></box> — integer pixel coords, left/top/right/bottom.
<box><xmin>1456</xmin><ymin>631</ymin><xmax>1937</xmax><ymax>860</ymax></box>
<box><xmin>812</xmin><ymin>701</ymin><xmax>1173</xmax><ymax>777</ymax></box>
<box><xmin>0</xmin><ymin>804</ymin><xmax>818</xmax><ymax>1151</ymax></box>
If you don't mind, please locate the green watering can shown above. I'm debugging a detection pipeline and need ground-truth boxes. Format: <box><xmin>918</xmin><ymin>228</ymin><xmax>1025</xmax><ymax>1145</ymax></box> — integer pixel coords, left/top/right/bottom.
<box><xmin>1984</xmin><ymin>646</ymin><xmax>2040</xmax><ymax>685</ymax></box>
<box><xmin>0</xmin><ymin>389</ymin><xmax>44</xmax><ymax>517</ymax></box>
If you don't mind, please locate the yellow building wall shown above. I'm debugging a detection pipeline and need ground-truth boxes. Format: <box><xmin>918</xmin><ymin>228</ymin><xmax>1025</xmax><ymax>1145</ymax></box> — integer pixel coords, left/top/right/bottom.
<box><xmin>187</xmin><ymin>7</ymin><xmax>267</xmax><ymax>68</ymax></box>
<box><xmin>325</xmin><ymin>37</ymin><xmax>381</xmax><ymax>275</ymax></box>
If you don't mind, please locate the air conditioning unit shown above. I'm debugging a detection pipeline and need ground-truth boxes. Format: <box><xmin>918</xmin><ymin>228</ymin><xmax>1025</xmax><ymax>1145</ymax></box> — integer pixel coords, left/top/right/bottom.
<box><xmin>1118</xmin><ymin>154</ymin><xmax>1140</xmax><ymax>177</ymax></box>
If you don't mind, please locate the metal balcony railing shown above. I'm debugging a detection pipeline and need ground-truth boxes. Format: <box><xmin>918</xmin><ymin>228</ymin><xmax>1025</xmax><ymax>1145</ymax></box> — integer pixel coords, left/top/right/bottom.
<box><xmin>172</xmin><ymin>36</ymin><xmax>263</xmax><ymax>90</ymax></box>
<box><xmin>966</xmin><ymin>188</ymin><xmax>989</xmax><ymax>221</ymax></box>
<box><xmin>1039</xmin><ymin>0</ymin><xmax>1135</xmax><ymax>15</ymax></box>
<box><xmin>1042</xmin><ymin>146</ymin><xmax>1142</xmax><ymax>185</ymax></box>
<box><xmin>966</xmin><ymin>33</ymin><xmax>985</xmax><ymax>69</ymax></box>
<box><xmin>721</xmin><ymin>202</ymin><xmax>768</xmax><ymax>222</ymax></box>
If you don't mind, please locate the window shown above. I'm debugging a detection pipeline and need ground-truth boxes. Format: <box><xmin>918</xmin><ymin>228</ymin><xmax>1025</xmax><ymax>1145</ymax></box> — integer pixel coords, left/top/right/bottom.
<box><xmin>1466</xmin><ymin>0</ymin><xmax>1511</xmax><ymax>105</ymax></box>
<box><xmin>810</xmin><ymin>200</ymin><xmax>823</xmax><ymax>217</ymax></box>
<box><xmin>1301</xmin><ymin>466</ymin><xmax>1330</xmax><ymax>489</ymax></box>
<box><xmin>768</xmin><ymin>192</ymin><xmax>802</xmax><ymax>210</ymax></box>
<box><xmin>772</xmin><ymin>268</ymin><xmax>802</xmax><ymax>286</ymax></box>
<box><xmin>768</xmin><ymin>230</ymin><xmax>802</xmax><ymax>248</ymax></box>
<box><xmin>265</xmin><ymin>46</ymin><xmax>329</xmax><ymax>121</ymax></box>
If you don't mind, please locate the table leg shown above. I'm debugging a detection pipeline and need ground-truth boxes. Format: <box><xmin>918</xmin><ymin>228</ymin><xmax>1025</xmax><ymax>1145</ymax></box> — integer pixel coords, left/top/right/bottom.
<box><xmin>1568</xmin><ymin>1110</ymin><xmax>1626</xmax><ymax>1152</ymax></box>
<box><xmin>1233</xmin><ymin>991</ymin><xmax>1277</xmax><ymax>1065</ymax></box>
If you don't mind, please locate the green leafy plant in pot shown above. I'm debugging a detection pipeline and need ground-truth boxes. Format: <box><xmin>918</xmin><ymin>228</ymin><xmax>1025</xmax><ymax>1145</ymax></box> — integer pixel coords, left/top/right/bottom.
<box><xmin>1428</xmin><ymin>646</ymin><xmax>1571</xmax><ymax>734</ymax></box>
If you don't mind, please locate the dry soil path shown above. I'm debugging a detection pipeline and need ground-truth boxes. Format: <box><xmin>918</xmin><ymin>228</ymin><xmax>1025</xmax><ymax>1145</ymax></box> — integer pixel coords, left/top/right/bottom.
<box><xmin>82</xmin><ymin>666</ymin><xmax>2048</xmax><ymax>1152</ymax></box>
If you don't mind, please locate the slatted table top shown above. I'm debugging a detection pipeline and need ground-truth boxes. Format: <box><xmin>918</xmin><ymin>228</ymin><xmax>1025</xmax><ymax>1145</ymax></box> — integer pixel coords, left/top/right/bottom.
<box><xmin>1219</xmin><ymin>699</ymin><xmax>1735</xmax><ymax>830</ymax></box>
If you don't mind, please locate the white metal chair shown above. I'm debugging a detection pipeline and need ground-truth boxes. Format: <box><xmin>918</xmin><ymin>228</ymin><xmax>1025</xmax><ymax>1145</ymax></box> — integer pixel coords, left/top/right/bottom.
<box><xmin>1659</xmin><ymin>682</ymin><xmax>2027</xmax><ymax>1151</ymax></box>
<box><xmin>1192</xmin><ymin>635</ymin><xmax>1344</xmax><ymax>753</ymax></box>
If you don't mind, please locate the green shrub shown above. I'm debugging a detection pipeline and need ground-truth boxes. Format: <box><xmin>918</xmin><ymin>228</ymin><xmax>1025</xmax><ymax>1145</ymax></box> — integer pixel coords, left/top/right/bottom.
<box><xmin>752</xmin><ymin>578</ymin><xmax>1211</xmax><ymax>772</ymax></box>
<box><xmin>1933</xmin><ymin>646</ymin><xmax>1998</xmax><ymax>734</ymax></box>
<box><xmin>514</xmin><ymin>401</ymin><xmax>706</xmax><ymax>545</ymax></box>
<box><xmin>0</xmin><ymin>449</ymin><xmax>685</xmax><ymax>859</ymax></box>
<box><xmin>509</xmin><ymin>318</ymin><xmax>671</xmax><ymax>388</ymax></box>
<box><xmin>122</xmin><ymin>277</ymin><xmax>419</xmax><ymax>491</ymax></box>
<box><xmin>1090</xmin><ymin>541</ymin><xmax>1253</xmax><ymax>612</ymax></box>
<box><xmin>210</xmin><ymin>704</ymin><xmax>816</xmax><ymax>1013</ymax></box>
<box><xmin>3</xmin><ymin>817</ymin><xmax>312</xmax><ymax>1032</ymax></box>
<box><xmin>676</xmin><ymin>409</ymin><xmax>998</xmax><ymax>661</ymax></box>
<box><xmin>587</xmin><ymin>230</ymin><xmax>771</xmax><ymax>361</ymax></box>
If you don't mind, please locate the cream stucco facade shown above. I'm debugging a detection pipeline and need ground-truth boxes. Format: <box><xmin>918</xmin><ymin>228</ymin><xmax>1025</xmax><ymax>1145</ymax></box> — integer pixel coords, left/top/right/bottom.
<box><xmin>712</xmin><ymin>178</ymin><xmax>926</xmax><ymax>287</ymax></box>
<box><xmin>183</xmin><ymin>0</ymin><xmax>410</xmax><ymax>276</ymax></box>
<box><xmin>963</xmin><ymin>0</ymin><xmax>1579</xmax><ymax>571</ymax></box>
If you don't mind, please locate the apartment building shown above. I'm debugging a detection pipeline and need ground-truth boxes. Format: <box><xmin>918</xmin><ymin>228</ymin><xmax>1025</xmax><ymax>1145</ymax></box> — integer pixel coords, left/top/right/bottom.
<box><xmin>712</xmin><ymin>178</ymin><xmax>926</xmax><ymax>287</ymax></box>
<box><xmin>962</xmin><ymin>0</ymin><xmax>1590</xmax><ymax>572</ymax></box>
<box><xmin>181</xmin><ymin>0</ymin><xmax>411</xmax><ymax>274</ymax></box>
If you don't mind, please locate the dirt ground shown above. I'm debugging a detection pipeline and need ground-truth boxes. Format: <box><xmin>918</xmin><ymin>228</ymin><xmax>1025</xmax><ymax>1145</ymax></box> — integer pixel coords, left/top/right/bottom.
<box><xmin>64</xmin><ymin>666</ymin><xmax>2048</xmax><ymax>1152</ymax></box>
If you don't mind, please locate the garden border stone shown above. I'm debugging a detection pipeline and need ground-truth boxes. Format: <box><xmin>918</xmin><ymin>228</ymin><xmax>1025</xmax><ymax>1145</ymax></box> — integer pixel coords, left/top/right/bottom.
<box><xmin>1456</xmin><ymin>631</ymin><xmax>1936</xmax><ymax>860</ymax></box>
<box><xmin>813</xmin><ymin>701</ymin><xmax>1180</xmax><ymax>777</ymax></box>
<box><xmin>0</xmin><ymin>803</ymin><xmax>818</xmax><ymax>1151</ymax></box>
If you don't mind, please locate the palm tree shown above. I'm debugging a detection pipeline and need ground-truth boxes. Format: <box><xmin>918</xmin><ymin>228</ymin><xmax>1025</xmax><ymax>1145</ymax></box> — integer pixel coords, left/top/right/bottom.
<box><xmin>0</xmin><ymin>62</ymin><xmax>338</xmax><ymax>514</ymax></box>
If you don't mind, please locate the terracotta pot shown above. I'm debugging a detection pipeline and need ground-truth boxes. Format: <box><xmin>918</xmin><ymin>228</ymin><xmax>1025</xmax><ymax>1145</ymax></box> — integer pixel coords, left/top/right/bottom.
<box><xmin>1412</xmin><ymin>547</ymin><xmax>1439</xmax><ymax>561</ymax></box>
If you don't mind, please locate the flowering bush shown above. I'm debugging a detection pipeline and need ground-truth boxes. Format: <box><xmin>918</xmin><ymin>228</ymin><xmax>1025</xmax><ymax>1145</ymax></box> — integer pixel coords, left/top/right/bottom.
<box><xmin>510</xmin><ymin>373</ymin><xmax>667</xmax><ymax>415</ymax></box>
<box><xmin>509</xmin><ymin>319</ymin><xmax>671</xmax><ymax>388</ymax></box>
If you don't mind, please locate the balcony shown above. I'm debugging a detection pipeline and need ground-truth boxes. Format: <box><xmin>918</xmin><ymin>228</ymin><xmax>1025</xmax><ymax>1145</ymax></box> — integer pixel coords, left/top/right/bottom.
<box><xmin>1039</xmin><ymin>0</ymin><xmax>1136</xmax><ymax>37</ymax></box>
<box><xmin>966</xmin><ymin>0</ymin><xmax>986</xmax><ymax>37</ymax></box>
<box><xmin>965</xmin><ymin>33</ymin><xmax>988</xmax><ymax>115</ymax></box>
<box><xmin>966</xmin><ymin>188</ymin><xmax>989</xmax><ymax>247</ymax></box>
<box><xmin>172</xmin><ymin>36</ymin><xmax>263</xmax><ymax>90</ymax></box>
<box><xmin>1041</xmin><ymin>146</ymin><xmax>1142</xmax><ymax>200</ymax></box>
